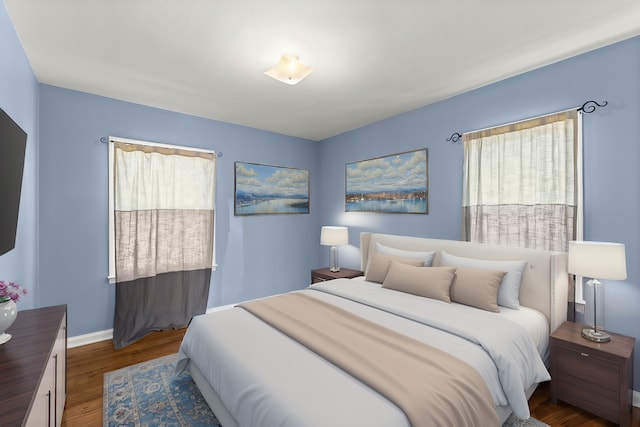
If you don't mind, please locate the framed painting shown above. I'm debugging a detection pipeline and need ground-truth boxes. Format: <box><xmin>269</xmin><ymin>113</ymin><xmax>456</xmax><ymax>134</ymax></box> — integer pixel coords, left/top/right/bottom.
<box><xmin>345</xmin><ymin>148</ymin><xmax>428</xmax><ymax>214</ymax></box>
<box><xmin>234</xmin><ymin>161</ymin><xmax>310</xmax><ymax>215</ymax></box>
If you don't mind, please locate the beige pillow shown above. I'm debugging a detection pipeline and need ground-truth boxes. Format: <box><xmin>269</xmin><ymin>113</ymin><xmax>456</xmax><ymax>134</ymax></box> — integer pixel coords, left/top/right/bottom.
<box><xmin>382</xmin><ymin>262</ymin><xmax>456</xmax><ymax>303</ymax></box>
<box><xmin>450</xmin><ymin>267</ymin><xmax>506</xmax><ymax>312</ymax></box>
<box><xmin>365</xmin><ymin>252</ymin><xmax>424</xmax><ymax>283</ymax></box>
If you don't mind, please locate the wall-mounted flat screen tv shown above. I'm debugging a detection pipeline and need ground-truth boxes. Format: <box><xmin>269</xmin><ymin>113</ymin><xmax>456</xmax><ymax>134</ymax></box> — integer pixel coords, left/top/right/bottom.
<box><xmin>0</xmin><ymin>108</ymin><xmax>27</xmax><ymax>256</ymax></box>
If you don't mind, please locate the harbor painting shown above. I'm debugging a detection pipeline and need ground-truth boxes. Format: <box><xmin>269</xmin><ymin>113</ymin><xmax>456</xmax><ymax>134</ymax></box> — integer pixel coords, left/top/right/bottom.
<box><xmin>235</xmin><ymin>162</ymin><xmax>310</xmax><ymax>215</ymax></box>
<box><xmin>346</xmin><ymin>149</ymin><xmax>428</xmax><ymax>214</ymax></box>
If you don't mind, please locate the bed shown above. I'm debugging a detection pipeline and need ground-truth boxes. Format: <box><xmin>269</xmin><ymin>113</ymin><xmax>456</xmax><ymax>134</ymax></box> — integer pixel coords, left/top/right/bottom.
<box><xmin>176</xmin><ymin>232</ymin><xmax>569</xmax><ymax>426</ymax></box>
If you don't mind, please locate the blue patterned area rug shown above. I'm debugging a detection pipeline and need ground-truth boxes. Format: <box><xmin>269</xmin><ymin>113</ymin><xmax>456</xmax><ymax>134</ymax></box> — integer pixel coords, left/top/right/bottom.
<box><xmin>103</xmin><ymin>354</ymin><xmax>221</xmax><ymax>426</ymax></box>
<box><xmin>503</xmin><ymin>414</ymin><xmax>550</xmax><ymax>427</ymax></box>
<box><xmin>103</xmin><ymin>353</ymin><xmax>549</xmax><ymax>427</ymax></box>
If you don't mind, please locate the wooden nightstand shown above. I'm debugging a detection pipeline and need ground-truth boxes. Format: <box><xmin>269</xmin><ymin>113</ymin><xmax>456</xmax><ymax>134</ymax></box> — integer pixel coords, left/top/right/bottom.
<box><xmin>550</xmin><ymin>321</ymin><xmax>635</xmax><ymax>426</ymax></box>
<box><xmin>311</xmin><ymin>267</ymin><xmax>363</xmax><ymax>283</ymax></box>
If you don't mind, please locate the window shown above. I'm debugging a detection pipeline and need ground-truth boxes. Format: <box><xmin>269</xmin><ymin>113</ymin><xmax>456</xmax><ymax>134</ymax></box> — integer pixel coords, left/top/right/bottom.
<box><xmin>462</xmin><ymin>110</ymin><xmax>584</xmax><ymax>300</ymax></box>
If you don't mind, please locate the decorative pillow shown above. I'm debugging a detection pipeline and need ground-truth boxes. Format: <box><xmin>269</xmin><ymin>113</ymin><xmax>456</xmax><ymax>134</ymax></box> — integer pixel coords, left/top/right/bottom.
<box><xmin>365</xmin><ymin>252</ymin><xmax>424</xmax><ymax>284</ymax></box>
<box><xmin>450</xmin><ymin>267</ymin><xmax>506</xmax><ymax>312</ymax></box>
<box><xmin>440</xmin><ymin>251</ymin><xmax>527</xmax><ymax>309</ymax></box>
<box><xmin>375</xmin><ymin>242</ymin><xmax>436</xmax><ymax>266</ymax></box>
<box><xmin>382</xmin><ymin>262</ymin><xmax>456</xmax><ymax>303</ymax></box>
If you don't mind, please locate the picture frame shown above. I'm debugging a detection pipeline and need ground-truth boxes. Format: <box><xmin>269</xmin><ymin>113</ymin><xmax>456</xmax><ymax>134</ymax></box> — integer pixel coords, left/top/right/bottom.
<box><xmin>234</xmin><ymin>161</ymin><xmax>310</xmax><ymax>215</ymax></box>
<box><xmin>345</xmin><ymin>148</ymin><xmax>428</xmax><ymax>214</ymax></box>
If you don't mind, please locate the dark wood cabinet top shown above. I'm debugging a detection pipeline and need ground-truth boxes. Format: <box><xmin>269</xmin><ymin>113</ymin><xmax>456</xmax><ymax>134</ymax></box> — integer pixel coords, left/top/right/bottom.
<box><xmin>311</xmin><ymin>267</ymin><xmax>363</xmax><ymax>280</ymax></box>
<box><xmin>551</xmin><ymin>321</ymin><xmax>635</xmax><ymax>359</ymax></box>
<box><xmin>0</xmin><ymin>304</ymin><xmax>67</xmax><ymax>427</ymax></box>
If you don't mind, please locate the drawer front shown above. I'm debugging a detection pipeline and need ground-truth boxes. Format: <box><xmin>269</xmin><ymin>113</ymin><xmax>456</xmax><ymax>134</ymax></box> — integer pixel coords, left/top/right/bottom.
<box><xmin>554</xmin><ymin>345</ymin><xmax>619</xmax><ymax>391</ymax></box>
<box><xmin>311</xmin><ymin>275</ymin><xmax>328</xmax><ymax>283</ymax></box>
<box><xmin>553</xmin><ymin>373</ymin><xmax>619</xmax><ymax>423</ymax></box>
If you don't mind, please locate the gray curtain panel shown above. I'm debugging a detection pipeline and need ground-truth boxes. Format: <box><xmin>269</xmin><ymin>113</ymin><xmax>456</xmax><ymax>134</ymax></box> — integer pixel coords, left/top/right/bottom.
<box><xmin>113</xmin><ymin>269</ymin><xmax>211</xmax><ymax>349</ymax></box>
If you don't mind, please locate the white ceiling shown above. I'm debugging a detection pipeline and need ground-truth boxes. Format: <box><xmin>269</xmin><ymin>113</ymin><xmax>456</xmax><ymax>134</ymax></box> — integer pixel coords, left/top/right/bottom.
<box><xmin>5</xmin><ymin>1</ymin><xmax>640</xmax><ymax>141</ymax></box>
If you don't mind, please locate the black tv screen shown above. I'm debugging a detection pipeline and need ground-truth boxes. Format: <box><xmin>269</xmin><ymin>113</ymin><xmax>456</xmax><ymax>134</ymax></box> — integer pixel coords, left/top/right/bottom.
<box><xmin>0</xmin><ymin>108</ymin><xmax>27</xmax><ymax>256</ymax></box>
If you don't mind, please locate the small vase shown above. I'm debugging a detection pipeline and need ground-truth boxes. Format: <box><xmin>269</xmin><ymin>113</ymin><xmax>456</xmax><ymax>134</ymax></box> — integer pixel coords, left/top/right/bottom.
<box><xmin>0</xmin><ymin>299</ymin><xmax>17</xmax><ymax>345</ymax></box>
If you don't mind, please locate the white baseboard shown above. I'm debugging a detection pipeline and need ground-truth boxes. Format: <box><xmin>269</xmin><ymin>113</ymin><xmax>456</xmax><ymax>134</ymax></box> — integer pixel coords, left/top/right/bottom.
<box><xmin>67</xmin><ymin>305</ymin><xmax>235</xmax><ymax>349</ymax></box>
<box><xmin>634</xmin><ymin>390</ymin><xmax>640</xmax><ymax>408</ymax></box>
<box><xmin>68</xmin><ymin>328</ymin><xmax>113</xmax><ymax>348</ymax></box>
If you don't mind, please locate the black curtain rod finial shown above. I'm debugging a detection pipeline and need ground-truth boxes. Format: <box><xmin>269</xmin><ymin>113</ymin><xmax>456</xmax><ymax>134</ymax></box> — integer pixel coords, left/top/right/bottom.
<box><xmin>446</xmin><ymin>132</ymin><xmax>462</xmax><ymax>144</ymax></box>
<box><xmin>578</xmin><ymin>100</ymin><xmax>608</xmax><ymax>113</ymax></box>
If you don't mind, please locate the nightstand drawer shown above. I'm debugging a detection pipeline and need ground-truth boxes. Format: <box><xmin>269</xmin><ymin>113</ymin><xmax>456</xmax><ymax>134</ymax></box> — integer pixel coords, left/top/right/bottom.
<box><xmin>554</xmin><ymin>373</ymin><xmax>619</xmax><ymax>422</ymax></box>
<box><xmin>555</xmin><ymin>345</ymin><xmax>619</xmax><ymax>391</ymax></box>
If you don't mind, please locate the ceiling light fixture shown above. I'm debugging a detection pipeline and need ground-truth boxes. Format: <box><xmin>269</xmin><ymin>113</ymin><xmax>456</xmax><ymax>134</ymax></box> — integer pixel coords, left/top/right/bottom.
<box><xmin>264</xmin><ymin>54</ymin><xmax>314</xmax><ymax>85</ymax></box>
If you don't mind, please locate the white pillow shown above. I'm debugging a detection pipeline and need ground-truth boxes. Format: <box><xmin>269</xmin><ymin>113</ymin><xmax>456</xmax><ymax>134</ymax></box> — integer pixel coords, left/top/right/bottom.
<box><xmin>376</xmin><ymin>242</ymin><xmax>435</xmax><ymax>266</ymax></box>
<box><xmin>439</xmin><ymin>250</ymin><xmax>527</xmax><ymax>309</ymax></box>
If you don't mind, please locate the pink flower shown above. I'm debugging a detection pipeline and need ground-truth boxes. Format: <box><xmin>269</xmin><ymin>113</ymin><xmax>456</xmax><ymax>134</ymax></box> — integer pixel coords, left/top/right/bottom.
<box><xmin>0</xmin><ymin>280</ymin><xmax>28</xmax><ymax>304</ymax></box>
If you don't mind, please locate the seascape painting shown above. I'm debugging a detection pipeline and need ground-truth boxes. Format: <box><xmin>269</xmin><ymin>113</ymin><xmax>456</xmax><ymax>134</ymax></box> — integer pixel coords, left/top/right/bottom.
<box><xmin>345</xmin><ymin>149</ymin><xmax>428</xmax><ymax>213</ymax></box>
<box><xmin>235</xmin><ymin>162</ymin><xmax>310</xmax><ymax>215</ymax></box>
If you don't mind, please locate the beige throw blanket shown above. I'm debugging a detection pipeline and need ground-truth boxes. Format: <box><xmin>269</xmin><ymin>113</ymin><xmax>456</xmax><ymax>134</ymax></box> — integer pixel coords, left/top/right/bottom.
<box><xmin>239</xmin><ymin>292</ymin><xmax>500</xmax><ymax>427</ymax></box>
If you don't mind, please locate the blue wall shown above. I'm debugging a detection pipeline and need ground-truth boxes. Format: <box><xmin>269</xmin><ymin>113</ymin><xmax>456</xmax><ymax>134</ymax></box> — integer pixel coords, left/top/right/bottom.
<box><xmin>37</xmin><ymin>85</ymin><xmax>320</xmax><ymax>337</ymax></box>
<box><xmin>319</xmin><ymin>36</ymin><xmax>640</xmax><ymax>387</ymax></box>
<box><xmin>0</xmin><ymin>1</ymin><xmax>38</xmax><ymax>309</ymax></box>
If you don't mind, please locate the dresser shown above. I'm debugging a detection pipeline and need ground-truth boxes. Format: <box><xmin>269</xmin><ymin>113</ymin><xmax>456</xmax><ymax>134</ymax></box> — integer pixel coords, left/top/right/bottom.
<box><xmin>0</xmin><ymin>305</ymin><xmax>67</xmax><ymax>427</ymax></box>
<box><xmin>550</xmin><ymin>321</ymin><xmax>634</xmax><ymax>426</ymax></box>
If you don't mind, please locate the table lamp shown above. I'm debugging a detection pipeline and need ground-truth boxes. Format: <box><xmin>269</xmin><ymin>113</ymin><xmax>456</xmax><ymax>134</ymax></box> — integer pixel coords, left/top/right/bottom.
<box><xmin>320</xmin><ymin>226</ymin><xmax>349</xmax><ymax>272</ymax></box>
<box><xmin>568</xmin><ymin>241</ymin><xmax>627</xmax><ymax>343</ymax></box>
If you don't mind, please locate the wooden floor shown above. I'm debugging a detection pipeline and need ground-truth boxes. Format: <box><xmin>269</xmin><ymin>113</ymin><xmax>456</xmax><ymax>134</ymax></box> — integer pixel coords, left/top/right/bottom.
<box><xmin>62</xmin><ymin>328</ymin><xmax>639</xmax><ymax>426</ymax></box>
<box><xmin>62</xmin><ymin>328</ymin><xmax>186</xmax><ymax>426</ymax></box>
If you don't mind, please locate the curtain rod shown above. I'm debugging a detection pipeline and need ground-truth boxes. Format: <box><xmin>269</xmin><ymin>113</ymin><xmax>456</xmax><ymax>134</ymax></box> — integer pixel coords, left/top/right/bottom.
<box><xmin>100</xmin><ymin>136</ymin><xmax>223</xmax><ymax>157</ymax></box>
<box><xmin>445</xmin><ymin>100</ymin><xmax>608</xmax><ymax>144</ymax></box>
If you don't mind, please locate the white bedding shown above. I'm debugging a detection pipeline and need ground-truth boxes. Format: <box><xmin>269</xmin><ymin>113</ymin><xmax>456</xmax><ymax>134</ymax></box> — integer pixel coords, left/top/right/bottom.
<box><xmin>176</xmin><ymin>279</ymin><xmax>551</xmax><ymax>426</ymax></box>
<box><xmin>498</xmin><ymin>301</ymin><xmax>550</xmax><ymax>362</ymax></box>
<box><xmin>350</xmin><ymin>276</ymin><xmax>550</xmax><ymax>361</ymax></box>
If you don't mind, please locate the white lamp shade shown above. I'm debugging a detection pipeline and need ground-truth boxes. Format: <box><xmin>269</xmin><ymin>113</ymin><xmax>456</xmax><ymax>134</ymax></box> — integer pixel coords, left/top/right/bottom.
<box><xmin>320</xmin><ymin>226</ymin><xmax>348</xmax><ymax>246</ymax></box>
<box><xmin>568</xmin><ymin>241</ymin><xmax>627</xmax><ymax>280</ymax></box>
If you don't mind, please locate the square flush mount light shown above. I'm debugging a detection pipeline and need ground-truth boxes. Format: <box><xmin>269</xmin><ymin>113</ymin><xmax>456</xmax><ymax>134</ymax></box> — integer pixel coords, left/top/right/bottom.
<box><xmin>264</xmin><ymin>54</ymin><xmax>314</xmax><ymax>85</ymax></box>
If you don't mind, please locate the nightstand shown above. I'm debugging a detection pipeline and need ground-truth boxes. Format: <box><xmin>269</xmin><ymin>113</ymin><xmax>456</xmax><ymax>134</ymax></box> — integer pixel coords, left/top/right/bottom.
<box><xmin>311</xmin><ymin>267</ymin><xmax>363</xmax><ymax>283</ymax></box>
<box><xmin>550</xmin><ymin>321</ymin><xmax>635</xmax><ymax>426</ymax></box>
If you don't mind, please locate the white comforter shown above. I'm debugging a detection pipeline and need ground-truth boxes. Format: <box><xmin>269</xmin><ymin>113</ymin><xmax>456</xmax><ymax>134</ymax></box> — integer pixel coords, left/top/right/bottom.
<box><xmin>310</xmin><ymin>280</ymin><xmax>551</xmax><ymax>419</ymax></box>
<box><xmin>176</xmin><ymin>279</ymin><xmax>550</xmax><ymax>426</ymax></box>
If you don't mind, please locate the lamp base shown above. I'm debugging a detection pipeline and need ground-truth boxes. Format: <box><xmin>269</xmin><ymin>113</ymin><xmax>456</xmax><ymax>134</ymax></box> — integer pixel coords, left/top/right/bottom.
<box><xmin>329</xmin><ymin>245</ymin><xmax>340</xmax><ymax>272</ymax></box>
<box><xmin>581</xmin><ymin>327</ymin><xmax>611</xmax><ymax>343</ymax></box>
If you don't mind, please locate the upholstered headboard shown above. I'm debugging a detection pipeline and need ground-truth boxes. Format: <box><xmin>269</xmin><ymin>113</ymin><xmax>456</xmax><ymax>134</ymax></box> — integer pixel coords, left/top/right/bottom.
<box><xmin>360</xmin><ymin>232</ymin><xmax>569</xmax><ymax>333</ymax></box>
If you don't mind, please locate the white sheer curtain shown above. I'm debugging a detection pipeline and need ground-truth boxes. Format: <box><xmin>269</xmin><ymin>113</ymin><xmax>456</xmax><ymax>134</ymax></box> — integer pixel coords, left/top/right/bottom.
<box><xmin>462</xmin><ymin>110</ymin><xmax>581</xmax><ymax>253</ymax></box>
<box><xmin>113</xmin><ymin>142</ymin><xmax>216</xmax><ymax>282</ymax></box>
